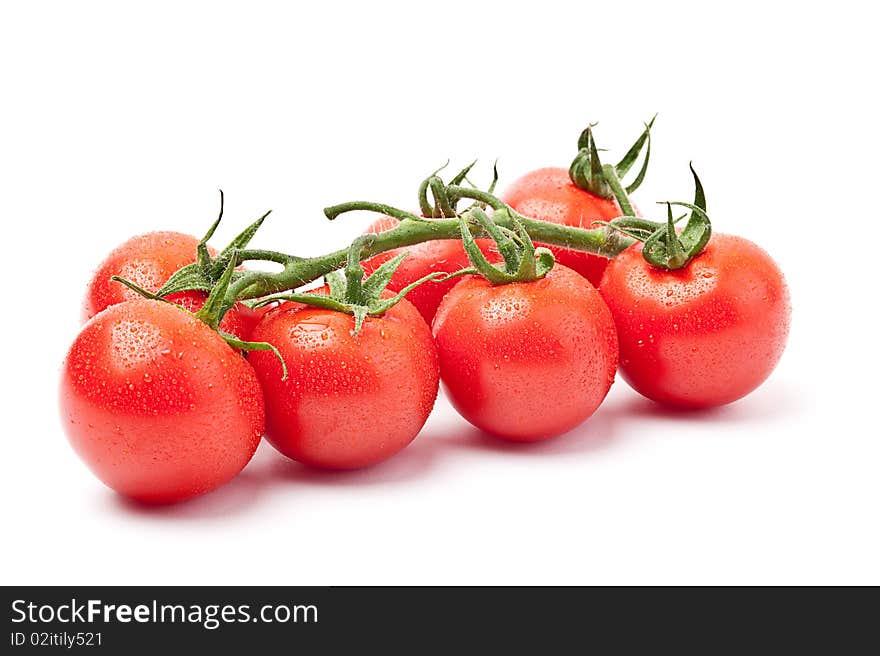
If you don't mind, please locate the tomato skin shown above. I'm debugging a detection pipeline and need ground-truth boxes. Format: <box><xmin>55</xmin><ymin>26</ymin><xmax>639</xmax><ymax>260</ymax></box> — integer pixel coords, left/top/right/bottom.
<box><xmin>360</xmin><ymin>216</ymin><xmax>476</xmax><ymax>323</ymax></box>
<box><xmin>502</xmin><ymin>167</ymin><xmax>623</xmax><ymax>286</ymax></box>
<box><xmin>432</xmin><ymin>265</ymin><xmax>618</xmax><ymax>441</ymax></box>
<box><xmin>83</xmin><ymin>231</ymin><xmax>256</xmax><ymax>339</ymax></box>
<box><xmin>599</xmin><ymin>234</ymin><xmax>791</xmax><ymax>408</ymax></box>
<box><xmin>59</xmin><ymin>299</ymin><xmax>265</xmax><ymax>503</ymax></box>
<box><xmin>249</xmin><ymin>290</ymin><xmax>439</xmax><ymax>469</ymax></box>
<box><xmin>84</xmin><ymin>231</ymin><xmax>206</xmax><ymax>320</ymax></box>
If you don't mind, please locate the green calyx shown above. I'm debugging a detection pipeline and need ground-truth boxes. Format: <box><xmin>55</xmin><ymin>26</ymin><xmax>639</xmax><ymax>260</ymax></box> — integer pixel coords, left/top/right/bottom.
<box><xmin>154</xmin><ymin>190</ymin><xmax>279</xmax><ymax>298</ymax></box>
<box><xmin>110</xmin><ymin>192</ymin><xmax>289</xmax><ymax>375</ymax></box>
<box><xmin>458</xmin><ymin>206</ymin><xmax>555</xmax><ymax>285</ymax></box>
<box><xmin>417</xmin><ymin>161</ymin><xmax>473</xmax><ymax>217</ymax></box>
<box><xmin>113</xmin><ymin>250</ymin><xmax>289</xmax><ymax>378</ymax></box>
<box><xmin>254</xmin><ymin>238</ymin><xmax>466</xmax><ymax>335</ymax></box>
<box><xmin>416</xmin><ymin>160</ymin><xmax>502</xmax><ymax>218</ymax></box>
<box><xmin>195</xmin><ymin>254</ymin><xmax>289</xmax><ymax>379</ymax></box>
<box><xmin>600</xmin><ymin>163</ymin><xmax>712</xmax><ymax>270</ymax></box>
<box><xmin>568</xmin><ymin>116</ymin><xmax>655</xmax><ymax>213</ymax></box>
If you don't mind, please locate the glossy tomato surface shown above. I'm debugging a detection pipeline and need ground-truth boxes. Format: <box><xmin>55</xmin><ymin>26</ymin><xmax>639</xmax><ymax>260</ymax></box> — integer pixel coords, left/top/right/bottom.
<box><xmin>502</xmin><ymin>167</ymin><xmax>623</xmax><ymax>286</ymax></box>
<box><xmin>60</xmin><ymin>299</ymin><xmax>265</xmax><ymax>503</ymax></box>
<box><xmin>83</xmin><ymin>230</ymin><xmax>257</xmax><ymax>339</ymax></box>
<box><xmin>360</xmin><ymin>216</ymin><xmax>476</xmax><ymax>323</ymax></box>
<box><xmin>599</xmin><ymin>234</ymin><xmax>791</xmax><ymax>408</ymax></box>
<box><xmin>432</xmin><ymin>264</ymin><xmax>618</xmax><ymax>441</ymax></box>
<box><xmin>249</xmin><ymin>290</ymin><xmax>439</xmax><ymax>469</ymax></box>
<box><xmin>84</xmin><ymin>231</ymin><xmax>206</xmax><ymax>319</ymax></box>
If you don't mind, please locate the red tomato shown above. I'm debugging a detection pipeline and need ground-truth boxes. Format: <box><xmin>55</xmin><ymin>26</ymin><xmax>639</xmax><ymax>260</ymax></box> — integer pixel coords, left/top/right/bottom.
<box><xmin>502</xmin><ymin>167</ymin><xmax>624</xmax><ymax>286</ymax></box>
<box><xmin>83</xmin><ymin>231</ymin><xmax>256</xmax><ymax>339</ymax></box>
<box><xmin>84</xmin><ymin>231</ymin><xmax>207</xmax><ymax>319</ymax></box>
<box><xmin>432</xmin><ymin>265</ymin><xmax>618</xmax><ymax>441</ymax></box>
<box><xmin>599</xmin><ymin>234</ymin><xmax>791</xmax><ymax>408</ymax></box>
<box><xmin>249</xmin><ymin>290</ymin><xmax>439</xmax><ymax>469</ymax></box>
<box><xmin>360</xmin><ymin>216</ymin><xmax>476</xmax><ymax>323</ymax></box>
<box><xmin>59</xmin><ymin>299</ymin><xmax>265</xmax><ymax>503</ymax></box>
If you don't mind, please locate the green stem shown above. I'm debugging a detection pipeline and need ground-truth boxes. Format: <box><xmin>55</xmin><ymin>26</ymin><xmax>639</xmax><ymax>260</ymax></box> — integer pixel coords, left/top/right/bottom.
<box><xmin>445</xmin><ymin>186</ymin><xmax>507</xmax><ymax>211</ymax></box>
<box><xmin>601</xmin><ymin>164</ymin><xmax>636</xmax><ymax>217</ymax></box>
<box><xmin>235</xmin><ymin>249</ymin><xmax>298</xmax><ymax>265</ymax></box>
<box><xmin>226</xmin><ymin>213</ymin><xmax>633</xmax><ymax>303</ymax></box>
<box><xmin>324</xmin><ymin>202</ymin><xmax>424</xmax><ymax>223</ymax></box>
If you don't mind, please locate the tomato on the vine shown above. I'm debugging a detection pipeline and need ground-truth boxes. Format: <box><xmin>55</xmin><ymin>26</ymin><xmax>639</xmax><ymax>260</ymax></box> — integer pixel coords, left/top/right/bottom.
<box><xmin>249</xmin><ymin>289</ymin><xmax>439</xmax><ymax>469</ymax></box>
<box><xmin>432</xmin><ymin>264</ymin><xmax>618</xmax><ymax>441</ymax></box>
<box><xmin>60</xmin><ymin>299</ymin><xmax>265</xmax><ymax>503</ymax></box>
<box><xmin>84</xmin><ymin>230</ymin><xmax>258</xmax><ymax>339</ymax></box>
<box><xmin>599</xmin><ymin>234</ymin><xmax>791</xmax><ymax>408</ymax></box>
<box><xmin>84</xmin><ymin>231</ymin><xmax>206</xmax><ymax>318</ymax></box>
<box><xmin>502</xmin><ymin>168</ymin><xmax>624</xmax><ymax>287</ymax></box>
<box><xmin>361</xmin><ymin>216</ymin><xmax>499</xmax><ymax>323</ymax></box>
<box><xmin>501</xmin><ymin>121</ymin><xmax>654</xmax><ymax>287</ymax></box>
<box><xmin>360</xmin><ymin>216</ymin><xmax>473</xmax><ymax>323</ymax></box>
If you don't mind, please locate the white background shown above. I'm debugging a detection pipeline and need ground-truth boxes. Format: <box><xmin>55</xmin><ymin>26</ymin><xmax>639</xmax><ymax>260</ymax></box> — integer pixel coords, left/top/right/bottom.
<box><xmin>1</xmin><ymin>1</ymin><xmax>877</xmax><ymax>585</ymax></box>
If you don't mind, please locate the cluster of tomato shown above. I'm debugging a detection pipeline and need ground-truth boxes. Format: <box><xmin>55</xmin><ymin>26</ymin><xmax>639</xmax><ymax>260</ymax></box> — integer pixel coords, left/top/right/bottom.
<box><xmin>60</xmin><ymin>127</ymin><xmax>791</xmax><ymax>504</ymax></box>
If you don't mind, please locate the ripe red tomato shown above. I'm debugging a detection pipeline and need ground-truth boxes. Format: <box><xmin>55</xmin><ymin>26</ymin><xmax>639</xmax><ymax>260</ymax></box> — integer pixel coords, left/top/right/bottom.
<box><xmin>432</xmin><ymin>264</ymin><xmax>619</xmax><ymax>441</ymax></box>
<box><xmin>59</xmin><ymin>299</ymin><xmax>265</xmax><ymax>503</ymax></box>
<box><xmin>599</xmin><ymin>234</ymin><xmax>791</xmax><ymax>408</ymax></box>
<box><xmin>84</xmin><ymin>231</ymin><xmax>206</xmax><ymax>319</ymax></box>
<box><xmin>83</xmin><ymin>231</ymin><xmax>256</xmax><ymax>339</ymax></box>
<box><xmin>360</xmin><ymin>216</ymin><xmax>476</xmax><ymax>323</ymax></box>
<box><xmin>502</xmin><ymin>167</ymin><xmax>624</xmax><ymax>286</ymax></box>
<box><xmin>249</xmin><ymin>290</ymin><xmax>439</xmax><ymax>469</ymax></box>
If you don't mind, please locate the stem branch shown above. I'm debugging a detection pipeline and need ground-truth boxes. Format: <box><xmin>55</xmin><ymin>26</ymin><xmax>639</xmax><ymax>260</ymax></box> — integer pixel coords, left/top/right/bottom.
<box><xmin>226</xmin><ymin>212</ymin><xmax>633</xmax><ymax>303</ymax></box>
<box><xmin>601</xmin><ymin>164</ymin><xmax>637</xmax><ymax>217</ymax></box>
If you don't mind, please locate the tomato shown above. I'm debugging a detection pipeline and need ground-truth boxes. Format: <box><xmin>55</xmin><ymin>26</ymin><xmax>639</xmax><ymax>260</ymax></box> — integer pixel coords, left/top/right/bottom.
<box><xmin>249</xmin><ymin>290</ymin><xmax>439</xmax><ymax>469</ymax></box>
<box><xmin>432</xmin><ymin>264</ymin><xmax>618</xmax><ymax>441</ymax></box>
<box><xmin>599</xmin><ymin>234</ymin><xmax>791</xmax><ymax>408</ymax></box>
<box><xmin>59</xmin><ymin>299</ymin><xmax>265</xmax><ymax>503</ymax></box>
<box><xmin>360</xmin><ymin>216</ymin><xmax>476</xmax><ymax>323</ymax></box>
<box><xmin>84</xmin><ymin>231</ymin><xmax>206</xmax><ymax>319</ymax></box>
<box><xmin>502</xmin><ymin>167</ymin><xmax>624</xmax><ymax>286</ymax></box>
<box><xmin>83</xmin><ymin>230</ymin><xmax>257</xmax><ymax>339</ymax></box>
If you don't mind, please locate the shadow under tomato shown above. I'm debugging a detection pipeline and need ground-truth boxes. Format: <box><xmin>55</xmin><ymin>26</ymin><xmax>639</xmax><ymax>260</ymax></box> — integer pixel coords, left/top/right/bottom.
<box><xmin>431</xmin><ymin>402</ymin><xmax>622</xmax><ymax>458</ymax></box>
<box><xmin>106</xmin><ymin>465</ymin><xmax>267</xmax><ymax>521</ymax></box>
<box><xmin>614</xmin><ymin>380</ymin><xmax>802</xmax><ymax>425</ymax></box>
<box><xmin>256</xmin><ymin>434</ymin><xmax>440</xmax><ymax>488</ymax></box>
